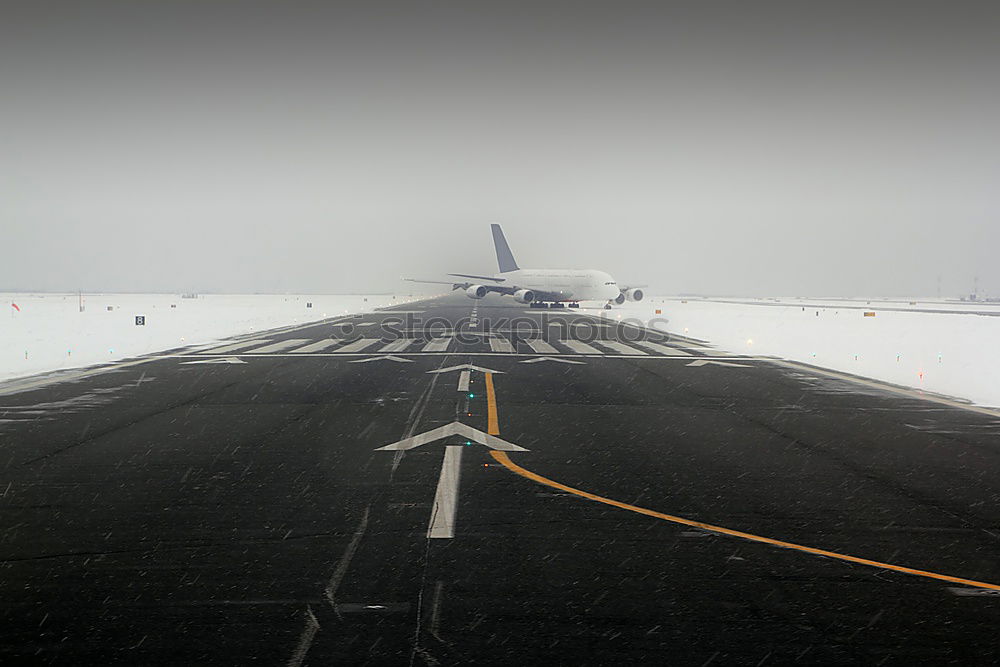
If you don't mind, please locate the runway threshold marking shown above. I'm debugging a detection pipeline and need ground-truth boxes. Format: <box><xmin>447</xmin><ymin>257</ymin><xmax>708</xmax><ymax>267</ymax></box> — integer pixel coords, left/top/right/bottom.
<box><xmin>485</xmin><ymin>373</ymin><xmax>500</xmax><ymax>435</ymax></box>
<box><xmin>488</xmin><ymin>451</ymin><xmax>1000</xmax><ymax>592</ymax></box>
<box><xmin>525</xmin><ymin>339</ymin><xmax>558</xmax><ymax>354</ymax></box>
<box><xmin>422</xmin><ymin>336</ymin><xmax>452</xmax><ymax>352</ymax></box>
<box><xmin>289</xmin><ymin>339</ymin><xmax>342</xmax><ymax>353</ymax></box>
<box><xmin>245</xmin><ymin>338</ymin><xmax>311</xmax><ymax>354</ymax></box>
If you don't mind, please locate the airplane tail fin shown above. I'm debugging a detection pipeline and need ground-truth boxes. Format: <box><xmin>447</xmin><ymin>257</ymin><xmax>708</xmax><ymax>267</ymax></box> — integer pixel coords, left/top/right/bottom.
<box><xmin>491</xmin><ymin>224</ymin><xmax>519</xmax><ymax>273</ymax></box>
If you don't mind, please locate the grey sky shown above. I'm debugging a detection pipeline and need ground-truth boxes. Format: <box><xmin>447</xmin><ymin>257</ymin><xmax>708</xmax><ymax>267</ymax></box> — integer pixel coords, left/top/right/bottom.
<box><xmin>2</xmin><ymin>2</ymin><xmax>998</xmax><ymax>296</ymax></box>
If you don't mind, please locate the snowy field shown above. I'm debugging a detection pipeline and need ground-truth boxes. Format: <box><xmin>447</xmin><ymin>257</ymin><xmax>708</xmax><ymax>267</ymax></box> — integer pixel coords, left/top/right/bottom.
<box><xmin>0</xmin><ymin>292</ymin><xmax>417</xmax><ymax>382</ymax></box>
<box><xmin>600</xmin><ymin>297</ymin><xmax>1000</xmax><ymax>409</ymax></box>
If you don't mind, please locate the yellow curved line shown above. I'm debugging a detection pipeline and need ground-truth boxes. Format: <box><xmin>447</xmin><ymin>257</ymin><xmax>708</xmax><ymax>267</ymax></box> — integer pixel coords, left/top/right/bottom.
<box><xmin>489</xmin><ymin>450</ymin><xmax>1000</xmax><ymax>592</ymax></box>
<box><xmin>485</xmin><ymin>372</ymin><xmax>500</xmax><ymax>435</ymax></box>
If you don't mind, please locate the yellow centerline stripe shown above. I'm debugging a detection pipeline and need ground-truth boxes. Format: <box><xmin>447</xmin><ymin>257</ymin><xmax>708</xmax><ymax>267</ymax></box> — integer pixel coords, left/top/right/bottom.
<box><xmin>489</xmin><ymin>450</ymin><xmax>1000</xmax><ymax>592</ymax></box>
<box><xmin>484</xmin><ymin>372</ymin><xmax>500</xmax><ymax>435</ymax></box>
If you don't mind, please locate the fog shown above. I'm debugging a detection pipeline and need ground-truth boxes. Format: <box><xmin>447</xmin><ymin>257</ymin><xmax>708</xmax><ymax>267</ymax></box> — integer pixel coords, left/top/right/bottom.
<box><xmin>2</xmin><ymin>2</ymin><xmax>998</xmax><ymax>297</ymax></box>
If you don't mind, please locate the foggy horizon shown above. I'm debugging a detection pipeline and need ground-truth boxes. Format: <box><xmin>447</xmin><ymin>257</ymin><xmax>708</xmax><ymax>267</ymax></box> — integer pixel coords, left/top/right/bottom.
<box><xmin>3</xmin><ymin>2</ymin><xmax>998</xmax><ymax>297</ymax></box>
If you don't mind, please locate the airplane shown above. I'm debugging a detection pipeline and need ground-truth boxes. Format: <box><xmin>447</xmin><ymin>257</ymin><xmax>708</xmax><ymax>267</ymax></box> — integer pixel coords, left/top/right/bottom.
<box><xmin>407</xmin><ymin>224</ymin><xmax>644</xmax><ymax>309</ymax></box>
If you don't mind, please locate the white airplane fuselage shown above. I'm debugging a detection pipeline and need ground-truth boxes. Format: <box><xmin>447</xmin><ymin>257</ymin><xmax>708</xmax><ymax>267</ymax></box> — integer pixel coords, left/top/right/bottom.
<box><xmin>497</xmin><ymin>268</ymin><xmax>621</xmax><ymax>302</ymax></box>
<box><xmin>409</xmin><ymin>224</ymin><xmax>643</xmax><ymax>306</ymax></box>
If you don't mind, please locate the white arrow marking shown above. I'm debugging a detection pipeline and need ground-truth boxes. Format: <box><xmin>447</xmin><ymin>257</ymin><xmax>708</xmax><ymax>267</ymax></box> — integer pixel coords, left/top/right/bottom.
<box><xmin>182</xmin><ymin>356</ymin><xmax>247</xmax><ymax>365</ymax></box>
<box><xmin>427</xmin><ymin>446</ymin><xmax>463</xmax><ymax>539</ymax></box>
<box><xmin>349</xmin><ymin>355</ymin><xmax>414</xmax><ymax>364</ymax></box>
<box><xmin>427</xmin><ymin>364</ymin><xmax>505</xmax><ymax>375</ymax></box>
<box><xmin>374</xmin><ymin>422</ymin><xmax>528</xmax><ymax>451</ymax></box>
<box><xmin>457</xmin><ymin>369</ymin><xmax>471</xmax><ymax>392</ymax></box>
<box><xmin>519</xmin><ymin>356</ymin><xmax>585</xmax><ymax>365</ymax></box>
<box><xmin>686</xmin><ymin>359</ymin><xmax>752</xmax><ymax>368</ymax></box>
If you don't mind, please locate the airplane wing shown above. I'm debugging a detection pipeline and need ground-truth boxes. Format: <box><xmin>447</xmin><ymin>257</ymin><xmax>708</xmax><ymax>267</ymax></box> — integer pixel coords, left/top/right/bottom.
<box><xmin>403</xmin><ymin>277</ymin><xmax>462</xmax><ymax>286</ymax></box>
<box><xmin>403</xmin><ymin>277</ymin><xmax>513</xmax><ymax>295</ymax></box>
<box><xmin>448</xmin><ymin>273</ymin><xmax>506</xmax><ymax>283</ymax></box>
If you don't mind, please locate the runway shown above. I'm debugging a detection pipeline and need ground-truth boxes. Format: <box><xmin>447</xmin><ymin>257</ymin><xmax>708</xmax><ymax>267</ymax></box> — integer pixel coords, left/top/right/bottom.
<box><xmin>2</xmin><ymin>295</ymin><xmax>1000</xmax><ymax>665</ymax></box>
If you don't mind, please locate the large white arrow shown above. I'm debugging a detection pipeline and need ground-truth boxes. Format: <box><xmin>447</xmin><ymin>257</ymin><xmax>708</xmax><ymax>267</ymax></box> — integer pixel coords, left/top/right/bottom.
<box><xmin>376</xmin><ymin>422</ymin><xmax>528</xmax><ymax>540</ymax></box>
<box><xmin>375</xmin><ymin>421</ymin><xmax>528</xmax><ymax>452</ymax></box>
<box><xmin>427</xmin><ymin>364</ymin><xmax>505</xmax><ymax>375</ymax></box>
<box><xmin>520</xmin><ymin>356</ymin><xmax>584</xmax><ymax>365</ymax></box>
<box><xmin>349</xmin><ymin>355</ymin><xmax>413</xmax><ymax>364</ymax></box>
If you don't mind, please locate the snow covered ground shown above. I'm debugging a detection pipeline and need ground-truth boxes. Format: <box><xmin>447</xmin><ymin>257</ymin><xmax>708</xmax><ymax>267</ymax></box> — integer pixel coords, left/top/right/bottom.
<box><xmin>597</xmin><ymin>296</ymin><xmax>1000</xmax><ymax>409</ymax></box>
<box><xmin>0</xmin><ymin>292</ymin><xmax>417</xmax><ymax>382</ymax></box>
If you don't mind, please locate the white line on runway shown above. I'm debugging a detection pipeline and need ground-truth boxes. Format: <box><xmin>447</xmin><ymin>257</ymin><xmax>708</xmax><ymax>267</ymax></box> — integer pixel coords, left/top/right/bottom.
<box><xmin>521</xmin><ymin>356</ymin><xmax>584</xmax><ymax>365</ymax></box>
<box><xmin>595</xmin><ymin>340</ymin><xmax>648</xmax><ymax>355</ymax></box>
<box><xmin>289</xmin><ymin>339</ymin><xmax>343</xmax><ymax>353</ymax></box>
<box><xmin>245</xmin><ymin>339</ymin><xmax>311</xmax><ymax>354</ymax></box>
<box><xmin>457</xmin><ymin>370</ymin><xmax>470</xmax><ymax>392</ymax></box>
<box><xmin>428</xmin><ymin>446</ymin><xmax>463</xmax><ymax>539</ymax></box>
<box><xmin>325</xmin><ymin>505</ymin><xmax>371</xmax><ymax>607</ymax></box>
<box><xmin>489</xmin><ymin>337</ymin><xmax>515</xmax><ymax>353</ymax></box>
<box><xmin>287</xmin><ymin>606</ymin><xmax>320</xmax><ymax>667</ymax></box>
<box><xmin>181</xmin><ymin>356</ymin><xmax>247</xmax><ymax>365</ymax></box>
<box><xmin>558</xmin><ymin>339</ymin><xmax>603</xmax><ymax>355</ymax></box>
<box><xmin>200</xmin><ymin>338</ymin><xmax>272</xmax><ymax>354</ymax></box>
<box><xmin>422</xmin><ymin>337</ymin><xmax>452</xmax><ymax>352</ymax></box>
<box><xmin>333</xmin><ymin>338</ymin><xmax>381</xmax><ymax>353</ymax></box>
<box><xmin>687</xmin><ymin>359</ymin><xmax>752</xmax><ymax>368</ymax></box>
<box><xmin>379</xmin><ymin>339</ymin><xmax>415</xmax><ymax>353</ymax></box>
<box><xmin>525</xmin><ymin>339</ymin><xmax>559</xmax><ymax>354</ymax></box>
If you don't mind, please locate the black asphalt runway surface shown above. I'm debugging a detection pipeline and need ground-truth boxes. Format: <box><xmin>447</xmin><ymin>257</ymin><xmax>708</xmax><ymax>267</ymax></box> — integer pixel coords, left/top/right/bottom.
<box><xmin>3</xmin><ymin>295</ymin><xmax>1000</xmax><ymax>665</ymax></box>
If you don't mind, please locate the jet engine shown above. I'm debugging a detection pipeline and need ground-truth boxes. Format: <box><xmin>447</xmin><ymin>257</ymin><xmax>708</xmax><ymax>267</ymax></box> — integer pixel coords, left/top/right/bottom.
<box><xmin>513</xmin><ymin>289</ymin><xmax>535</xmax><ymax>304</ymax></box>
<box><xmin>466</xmin><ymin>285</ymin><xmax>488</xmax><ymax>299</ymax></box>
<box><xmin>614</xmin><ymin>292</ymin><xmax>626</xmax><ymax>305</ymax></box>
<box><xmin>624</xmin><ymin>288</ymin><xmax>644</xmax><ymax>302</ymax></box>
